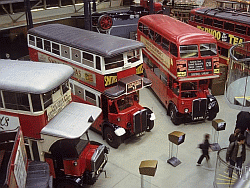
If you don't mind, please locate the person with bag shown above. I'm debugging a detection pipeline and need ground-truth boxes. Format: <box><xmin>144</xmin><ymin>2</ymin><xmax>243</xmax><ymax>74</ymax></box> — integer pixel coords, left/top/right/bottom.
<box><xmin>197</xmin><ymin>134</ymin><xmax>211</xmax><ymax>166</ymax></box>
<box><xmin>226</xmin><ymin>134</ymin><xmax>246</xmax><ymax>178</ymax></box>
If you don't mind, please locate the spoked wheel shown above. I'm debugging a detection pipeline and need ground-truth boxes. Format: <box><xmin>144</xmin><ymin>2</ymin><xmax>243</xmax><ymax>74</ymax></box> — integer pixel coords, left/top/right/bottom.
<box><xmin>98</xmin><ymin>15</ymin><xmax>113</xmax><ymax>30</ymax></box>
<box><xmin>169</xmin><ymin>105</ymin><xmax>182</xmax><ymax>126</ymax></box>
<box><xmin>55</xmin><ymin>179</ymin><xmax>81</xmax><ymax>188</ymax></box>
<box><xmin>104</xmin><ymin>127</ymin><xmax>120</xmax><ymax>149</ymax></box>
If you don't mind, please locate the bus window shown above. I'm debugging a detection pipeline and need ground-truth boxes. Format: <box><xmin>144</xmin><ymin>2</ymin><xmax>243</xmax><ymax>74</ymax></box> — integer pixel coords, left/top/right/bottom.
<box><xmin>247</xmin><ymin>27</ymin><xmax>250</xmax><ymax>36</ymax></box>
<box><xmin>117</xmin><ymin>96</ymin><xmax>133</xmax><ymax>111</ymax></box>
<box><xmin>160</xmin><ymin>73</ymin><xmax>168</xmax><ymax>86</ymax></box>
<box><xmin>149</xmin><ymin>29</ymin><xmax>154</xmax><ymax>40</ymax></box>
<box><xmin>31</xmin><ymin>94</ymin><xmax>42</xmax><ymax>112</ymax></box>
<box><xmin>109</xmin><ymin>101</ymin><xmax>118</xmax><ymax>114</ymax></box>
<box><xmin>61</xmin><ymin>45</ymin><xmax>70</xmax><ymax>59</ymax></box>
<box><xmin>96</xmin><ymin>56</ymin><xmax>101</xmax><ymax>70</ymax></box>
<box><xmin>3</xmin><ymin>91</ymin><xmax>30</xmax><ymax>111</ymax></box>
<box><xmin>83</xmin><ymin>52</ymin><xmax>94</xmax><ymax>68</ymax></box>
<box><xmin>85</xmin><ymin>90</ymin><xmax>96</xmax><ymax>105</ymax></box>
<box><xmin>44</xmin><ymin>40</ymin><xmax>51</xmax><ymax>52</ymax></box>
<box><xmin>143</xmin><ymin>25</ymin><xmax>149</xmax><ymax>36</ymax></box>
<box><xmin>43</xmin><ymin>91</ymin><xmax>53</xmax><ymax>109</ymax></box>
<box><xmin>200</xmin><ymin>43</ymin><xmax>217</xmax><ymax>57</ymax></box>
<box><xmin>62</xmin><ymin>81</ymin><xmax>70</xmax><ymax>94</ymax></box>
<box><xmin>162</xmin><ymin>38</ymin><xmax>169</xmax><ymax>51</ymax></box>
<box><xmin>235</xmin><ymin>24</ymin><xmax>247</xmax><ymax>35</ymax></box>
<box><xmin>29</xmin><ymin>35</ymin><xmax>35</xmax><ymax>46</ymax></box>
<box><xmin>195</xmin><ymin>15</ymin><xmax>203</xmax><ymax>23</ymax></box>
<box><xmin>173</xmin><ymin>81</ymin><xmax>179</xmax><ymax>96</ymax></box>
<box><xmin>204</xmin><ymin>17</ymin><xmax>213</xmax><ymax>26</ymax></box>
<box><xmin>127</xmin><ymin>50</ymin><xmax>140</xmax><ymax>63</ymax></box>
<box><xmin>36</xmin><ymin>37</ymin><xmax>43</xmax><ymax>49</ymax></box>
<box><xmin>75</xmin><ymin>85</ymin><xmax>84</xmax><ymax>99</ymax></box>
<box><xmin>218</xmin><ymin>46</ymin><xmax>229</xmax><ymax>58</ymax></box>
<box><xmin>104</xmin><ymin>54</ymin><xmax>124</xmax><ymax>70</ymax></box>
<box><xmin>138</xmin><ymin>22</ymin><xmax>143</xmax><ymax>32</ymax></box>
<box><xmin>155</xmin><ymin>32</ymin><xmax>161</xmax><ymax>45</ymax></box>
<box><xmin>72</xmin><ymin>48</ymin><xmax>81</xmax><ymax>63</ymax></box>
<box><xmin>170</xmin><ymin>43</ymin><xmax>178</xmax><ymax>57</ymax></box>
<box><xmin>213</xmin><ymin>19</ymin><xmax>223</xmax><ymax>29</ymax></box>
<box><xmin>224</xmin><ymin>22</ymin><xmax>234</xmax><ymax>32</ymax></box>
<box><xmin>180</xmin><ymin>45</ymin><xmax>198</xmax><ymax>58</ymax></box>
<box><xmin>52</xmin><ymin>43</ymin><xmax>60</xmax><ymax>55</ymax></box>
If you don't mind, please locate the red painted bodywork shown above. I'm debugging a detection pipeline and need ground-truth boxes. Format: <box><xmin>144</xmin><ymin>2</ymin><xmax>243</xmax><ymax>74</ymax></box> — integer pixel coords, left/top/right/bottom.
<box><xmin>63</xmin><ymin>143</ymin><xmax>98</xmax><ymax>176</ymax></box>
<box><xmin>0</xmin><ymin>110</ymin><xmax>47</xmax><ymax>139</ymax></box>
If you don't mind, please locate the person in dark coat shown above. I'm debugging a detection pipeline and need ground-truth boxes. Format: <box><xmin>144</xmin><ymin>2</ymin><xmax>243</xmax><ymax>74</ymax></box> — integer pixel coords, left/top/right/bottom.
<box><xmin>229</xmin><ymin>128</ymin><xmax>241</xmax><ymax>144</ymax></box>
<box><xmin>197</xmin><ymin>134</ymin><xmax>211</xmax><ymax>166</ymax></box>
<box><xmin>226</xmin><ymin>134</ymin><xmax>246</xmax><ymax>177</ymax></box>
<box><xmin>235</xmin><ymin>111</ymin><xmax>250</xmax><ymax>134</ymax></box>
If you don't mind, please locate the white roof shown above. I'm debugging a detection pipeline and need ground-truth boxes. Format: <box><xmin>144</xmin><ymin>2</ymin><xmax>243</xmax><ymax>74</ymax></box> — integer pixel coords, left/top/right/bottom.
<box><xmin>0</xmin><ymin>59</ymin><xmax>73</xmax><ymax>94</ymax></box>
<box><xmin>41</xmin><ymin>102</ymin><xmax>102</xmax><ymax>138</ymax></box>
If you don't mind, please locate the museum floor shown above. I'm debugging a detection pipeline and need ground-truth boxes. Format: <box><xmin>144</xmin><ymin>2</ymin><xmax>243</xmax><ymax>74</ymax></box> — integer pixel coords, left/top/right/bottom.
<box><xmin>86</xmin><ymin>88</ymin><xmax>250</xmax><ymax>188</ymax></box>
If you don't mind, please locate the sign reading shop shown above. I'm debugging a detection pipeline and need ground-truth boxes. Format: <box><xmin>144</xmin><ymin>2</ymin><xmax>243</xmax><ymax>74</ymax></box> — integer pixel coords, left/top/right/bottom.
<box><xmin>197</xmin><ymin>26</ymin><xmax>244</xmax><ymax>45</ymax></box>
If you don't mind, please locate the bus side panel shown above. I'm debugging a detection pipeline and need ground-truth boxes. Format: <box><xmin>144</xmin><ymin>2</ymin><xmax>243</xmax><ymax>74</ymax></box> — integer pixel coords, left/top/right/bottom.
<box><xmin>0</xmin><ymin>111</ymin><xmax>46</xmax><ymax>139</ymax></box>
<box><xmin>29</xmin><ymin>47</ymin><xmax>39</xmax><ymax>62</ymax></box>
<box><xmin>143</xmin><ymin>63</ymin><xmax>168</xmax><ymax>108</ymax></box>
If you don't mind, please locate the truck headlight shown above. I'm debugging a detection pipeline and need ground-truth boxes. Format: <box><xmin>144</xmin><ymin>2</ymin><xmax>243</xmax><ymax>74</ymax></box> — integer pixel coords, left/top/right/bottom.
<box><xmin>114</xmin><ymin>127</ymin><xmax>126</xmax><ymax>136</ymax></box>
<box><xmin>117</xmin><ymin>117</ymin><xmax>121</xmax><ymax>122</ymax></box>
<box><xmin>184</xmin><ymin>108</ymin><xmax>189</xmax><ymax>113</ymax></box>
<box><xmin>150</xmin><ymin>113</ymin><xmax>156</xmax><ymax>121</ymax></box>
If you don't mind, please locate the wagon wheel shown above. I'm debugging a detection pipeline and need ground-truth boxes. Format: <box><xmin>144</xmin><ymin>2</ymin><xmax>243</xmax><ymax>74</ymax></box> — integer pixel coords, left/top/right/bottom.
<box><xmin>98</xmin><ymin>15</ymin><xmax>113</xmax><ymax>30</ymax></box>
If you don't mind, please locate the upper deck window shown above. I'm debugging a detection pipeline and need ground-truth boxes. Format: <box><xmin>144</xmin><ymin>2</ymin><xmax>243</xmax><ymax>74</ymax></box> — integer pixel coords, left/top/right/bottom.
<box><xmin>82</xmin><ymin>52</ymin><xmax>94</xmax><ymax>68</ymax></box>
<box><xmin>180</xmin><ymin>45</ymin><xmax>198</xmax><ymax>58</ymax></box>
<box><xmin>235</xmin><ymin>24</ymin><xmax>247</xmax><ymax>35</ymax></box>
<box><xmin>162</xmin><ymin>38</ymin><xmax>170</xmax><ymax>51</ymax></box>
<box><xmin>149</xmin><ymin>29</ymin><xmax>154</xmax><ymax>40</ymax></box>
<box><xmin>213</xmin><ymin>19</ymin><xmax>223</xmax><ymax>29</ymax></box>
<box><xmin>200</xmin><ymin>43</ymin><xmax>217</xmax><ymax>57</ymax></box>
<box><xmin>96</xmin><ymin>56</ymin><xmax>101</xmax><ymax>70</ymax></box>
<box><xmin>195</xmin><ymin>15</ymin><xmax>203</xmax><ymax>23</ymax></box>
<box><xmin>61</xmin><ymin>45</ymin><xmax>70</xmax><ymax>59</ymax></box>
<box><xmin>72</xmin><ymin>48</ymin><xmax>81</xmax><ymax>63</ymax></box>
<box><xmin>29</xmin><ymin>35</ymin><xmax>35</xmax><ymax>46</ymax></box>
<box><xmin>31</xmin><ymin>94</ymin><xmax>42</xmax><ymax>112</ymax></box>
<box><xmin>127</xmin><ymin>50</ymin><xmax>140</xmax><ymax>63</ymax></box>
<box><xmin>204</xmin><ymin>17</ymin><xmax>213</xmax><ymax>26</ymax></box>
<box><xmin>155</xmin><ymin>32</ymin><xmax>161</xmax><ymax>45</ymax></box>
<box><xmin>44</xmin><ymin>40</ymin><xmax>51</xmax><ymax>52</ymax></box>
<box><xmin>170</xmin><ymin>43</ymin><xmax>178</xmax><ymax>57</ymax></box>
<box><xmin>2</xmin><ymin>91</ymin><xmax>30</xmax><ymax>111</ymax></box>
<box><xmin>143</xmin><ymin>25</ymin><xmax>149</xmax><ymax>36</ymax></box>
<box><xmin>36</xmin><ymin>38</ymin><xmax>43</xmax><ymax>49</ymax></box>
<box><xmin>138</xmin><ymin>22</ymin><xmax>143</xmax><ymax>32</ymax></box>
<box><xmin>0</xmin><ymin>93</ymin><xmax>2</xmax><ymax>108</ymax></box>
<box><xmin>52</xmin><ymin>43</ymin><xmax>60</xmax><ymax>55</ymax></box>
<box><xmin>104</xmin><ymin>54</ymin><xmax>124</xmax><ymax>70</ymax></box>
<box><xmin>224</xmin><ymin>22</ymin><xmax>234</xmax><ymax>32</ymax></box>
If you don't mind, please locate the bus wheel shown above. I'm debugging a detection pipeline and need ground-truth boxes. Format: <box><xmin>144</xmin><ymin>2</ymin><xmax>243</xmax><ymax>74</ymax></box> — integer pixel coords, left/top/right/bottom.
<box><xmin>207</xmin><ymin>111</ymin><xmax>217</xmax><ymax>121</ymax></box>
<box><xmin>55</xmin><ymin>179</ymin><xmax>81</xmax><ymax>188</ymax></box>
<box><xmin>170</xmin><ymin>105</ymin><xmax>182</xmax><ymax>125</ymax></box>
<box><xmin>104</xmin><ymin>127</ymin><xmax>120</xmax><ymax>149</ymax></box>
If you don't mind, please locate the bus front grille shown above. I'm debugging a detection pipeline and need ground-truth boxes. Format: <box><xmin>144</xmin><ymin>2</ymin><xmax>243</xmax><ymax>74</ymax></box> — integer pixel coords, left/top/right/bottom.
<box><xmin>192</xmin><ymin>98</ymin><xmax>207</xmax><ymax>120</ymax></box>
<box><xmin>133</xmin><ymin>109</ymin><xmax>147</xmax><ymax>134</ymax></box>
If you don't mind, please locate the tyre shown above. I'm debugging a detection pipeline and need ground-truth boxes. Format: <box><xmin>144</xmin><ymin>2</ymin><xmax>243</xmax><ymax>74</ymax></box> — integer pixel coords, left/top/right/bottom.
<box><xmin>55</xmin><ymin>179</ymin><xmax>81</xmax><ymax>188</ymax></box>
<box><xmin>169</xmin><ymin>105</ymin><xmax>182</xmax><ymax>125</ymax></box>
<box><xmin>146</xmin><ymin>123</ymin><xmax>154</xmax><ymax>132</ymax></box>
<box><xmin>207</xmin><ymin>111</ymin><xmax>217</xmax><ymax>121</ymax></box>
<box><xmin>104</xmin><ymin>127</ymin><xmax>121</xmax><ymax>149</ymax></box>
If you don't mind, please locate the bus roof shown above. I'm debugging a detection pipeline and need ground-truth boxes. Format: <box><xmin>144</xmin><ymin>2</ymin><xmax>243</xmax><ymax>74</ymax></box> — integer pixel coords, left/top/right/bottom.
<box><xmin>41</xmin><ymin>102</ymin><xmax>102</xmax><ymax>138</ymax></box>
<box><xmin>191</xmin><ymin>7</ymin><xmax>250</xmax><ymax>25</ymax></box>
<box><xmin>0</xmin><ymin>60</ymin><xmax>74</xmax><ymax>94</ymax></box>
<box><xmin>139</xmin><ymin>14</ymin><xmax>217</xmax><ymax>45</ymax></box>
<box><xmin>28</xmin><ymin>24</ymin><xmax>145</xmax><ymax>58</ymax></box>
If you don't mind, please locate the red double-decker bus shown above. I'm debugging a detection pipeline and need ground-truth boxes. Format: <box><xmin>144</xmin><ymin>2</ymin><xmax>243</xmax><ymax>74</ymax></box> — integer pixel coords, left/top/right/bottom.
<box><xmin>137</xmin><ymin>14</ymin><xmax>220</xmax><ymax>125</ymax></box>
<box><xmin>28</xmin><ymin>24</ymin><xmax>155</xmax><ymax>148</ymax></box>
<box><xmin>189</xmin><ymin>0</ymin><xmax>250</xmax><ymax>65</ymax></box>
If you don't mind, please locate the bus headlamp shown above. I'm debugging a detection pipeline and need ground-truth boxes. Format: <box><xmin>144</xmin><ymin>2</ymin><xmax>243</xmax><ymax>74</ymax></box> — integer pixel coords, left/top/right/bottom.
<box><xmin>184</xmin><ymin>108</ymin><xmax>189</xmax><ymax>113</ymax></box>
<box><xmin>117</xmin><ymin>117</ymin><xmax>121</xmax><ymax>122</ymax></box>
<box><xmin>114</xmin><ymin>127</ymin><xmax>126</xmax><ymax>136</ymax></box>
